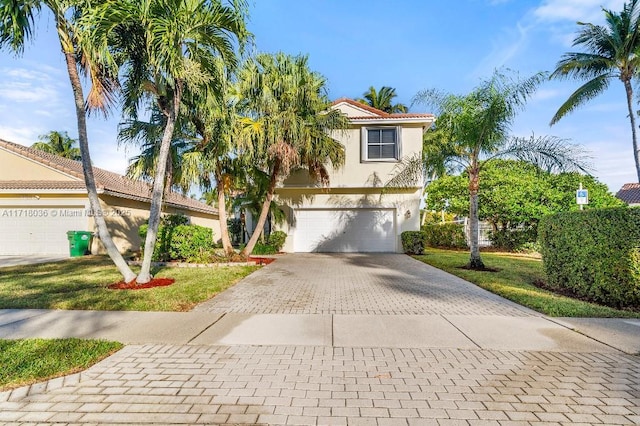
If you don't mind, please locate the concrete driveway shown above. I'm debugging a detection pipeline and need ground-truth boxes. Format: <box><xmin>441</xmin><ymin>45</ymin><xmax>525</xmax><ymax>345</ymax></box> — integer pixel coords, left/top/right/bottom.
<box><xmin>0</xmin><ymin>255</ymin><xmax>68</xmax><ymax>268</ymax></box>
<box><xmin>192</xmin><ymin>254</ymin><xmax>619</xmax><ymax>353</ymax></box>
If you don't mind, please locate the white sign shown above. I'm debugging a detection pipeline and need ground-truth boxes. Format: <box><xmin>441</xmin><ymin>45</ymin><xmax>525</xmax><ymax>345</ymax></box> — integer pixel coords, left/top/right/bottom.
<box><xmin>576</xmin><ymin>189</ymin><xmax>589</xmax><ymax>205</ymax></box>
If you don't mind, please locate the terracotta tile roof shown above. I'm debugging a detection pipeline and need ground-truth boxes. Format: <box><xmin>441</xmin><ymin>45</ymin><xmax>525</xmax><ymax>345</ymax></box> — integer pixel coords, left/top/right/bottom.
<box><xmin>0</xmin><ymin>180</ymin><xmax>87</xmax><ymax>190</ymax></box>
<box><xmin>616</xmin><ymin>183</ymin><xmax>640</xmax><ymax>205</ymax></box>
<box><xmin>0</xmin><ymin>139</ymin><xmax>218</xmax><ymax>215</ymax></box>
<box><xmin>331</xmin><ymin>97</ymin><xmax>435</xmax><ymax>120</ymax></box>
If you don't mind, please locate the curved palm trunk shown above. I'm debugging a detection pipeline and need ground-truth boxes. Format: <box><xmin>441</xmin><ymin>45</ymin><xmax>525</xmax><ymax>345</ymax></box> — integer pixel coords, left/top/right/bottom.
<box><xmin>623</xmin><ymin>79</ymin><xmax>640</xmax><ymax>182</ymax></box>
<box><xmin>215</xmin><ymin>166</ymin><xmax>234</xmax><ymax>256</ymax></box>
<box><xmin>467</xmin><ymin>163</ymin><xmax>484</xmax><ymax>270</ymax></box>
<box><xmin>63</xmin><ymin>53</ymin><xmax>137</xmax><ymax>283</ymax></box>
<box><xmin>137</xmin><ymin>87</ymin><xmax>182</xmax><ymax>284</ymax></box>
<box><xmin>240</xmin><ymin>160</ymin><xmax>280</xmax><ymax>257</ymax></box>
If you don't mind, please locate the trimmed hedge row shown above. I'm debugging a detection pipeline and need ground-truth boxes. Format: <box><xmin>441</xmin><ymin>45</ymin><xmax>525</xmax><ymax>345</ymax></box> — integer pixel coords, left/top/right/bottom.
<box><xmin>488</xmin><ymin>227</ymin><xmax>537</xmax><ymax>252</ymax></box>
<box><xmin>422</xmin><ymin>223</ymin><xmax>467</xmax><ymax>249</ymax></box>
<box><xmin>538</xmin><ymin>207</ymin><xmax>640</xmax><ymax>309</ymax></box>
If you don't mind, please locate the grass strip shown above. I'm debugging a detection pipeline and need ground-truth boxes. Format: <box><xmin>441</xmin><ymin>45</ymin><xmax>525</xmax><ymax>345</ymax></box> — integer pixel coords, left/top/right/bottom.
<box><xmin>414</xmin><ymin>249</ymin><xmax>640</xmax><ymax>318</ymax></box>
<box><xmin>0</xmin><ymin>338</ymin><xmax>122</xmax><ymax>391</ymax></box>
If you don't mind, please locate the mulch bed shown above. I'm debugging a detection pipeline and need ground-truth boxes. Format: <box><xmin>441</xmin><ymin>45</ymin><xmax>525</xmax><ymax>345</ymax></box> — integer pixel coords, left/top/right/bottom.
<box><xmin>108</xmin><ymin>277</ymin><xmax>176</xmax><ymax>290</ymax></box>
<box><xmin>248</xmin><ymin>257</ymin><xmax>276</xmax><ymax>265</ymax></box>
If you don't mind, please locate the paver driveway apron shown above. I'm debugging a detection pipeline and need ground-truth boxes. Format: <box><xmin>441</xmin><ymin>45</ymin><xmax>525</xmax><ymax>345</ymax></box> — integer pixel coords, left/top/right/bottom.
<box><xmin>1</xmin><ymin>253</ymin><xmax>639</xmax><ymax>425</ymax></box>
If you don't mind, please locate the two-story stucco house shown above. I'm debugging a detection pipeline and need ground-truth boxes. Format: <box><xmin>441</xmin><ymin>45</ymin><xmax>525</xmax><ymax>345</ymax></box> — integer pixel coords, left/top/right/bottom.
<box><xmin>273</xmin><ymin>98</ymin><xmax>435</xmax><ymax>253</ymax></box>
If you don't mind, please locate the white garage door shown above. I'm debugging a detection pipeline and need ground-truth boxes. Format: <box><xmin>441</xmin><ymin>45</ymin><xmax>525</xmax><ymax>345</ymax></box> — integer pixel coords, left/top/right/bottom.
<box><xmin>294</xmin><ymin>208</ymin><xmax>396</xmax><ymax>252</ymax></box>
<box><xmin>0</xmin><ymin>206</ymin><xmax>87</xmax><ymax>255</ymax></box>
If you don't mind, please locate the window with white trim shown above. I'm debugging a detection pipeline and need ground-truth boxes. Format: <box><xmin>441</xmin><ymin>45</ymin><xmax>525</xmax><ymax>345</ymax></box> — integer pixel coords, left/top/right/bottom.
<box><xmin>361</xmin><ymin>126</ymin><xmax>401</xmax><ymax>161</ymax></box>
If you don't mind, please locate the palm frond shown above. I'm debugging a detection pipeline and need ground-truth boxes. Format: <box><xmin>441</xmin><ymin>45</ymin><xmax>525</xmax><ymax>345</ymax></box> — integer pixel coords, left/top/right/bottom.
<box><xmin>550</xmin><ymin>74</ymin><xmax>610</xmax><ymax>124</ymax></box>
<box><xmin>495</xmin><ymin>134</ymin><xmax>593</xmax><ymax>174</ymax></box>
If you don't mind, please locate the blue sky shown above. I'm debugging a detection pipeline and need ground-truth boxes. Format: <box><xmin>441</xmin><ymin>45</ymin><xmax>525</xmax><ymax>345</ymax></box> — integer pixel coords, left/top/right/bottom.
<box><xmin>0</xmin><ymin>0</ymin><xmax>633</xmax><ymax>192</ymax></box>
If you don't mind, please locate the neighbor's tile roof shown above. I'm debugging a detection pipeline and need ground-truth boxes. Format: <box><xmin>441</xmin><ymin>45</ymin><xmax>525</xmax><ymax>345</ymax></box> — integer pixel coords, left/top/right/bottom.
<box><xmin>616</xmin><ymin>183</ymin><xmax>640</xmax><ymax>205</ymax></box>
<box><xmin>0</xmin><ymin>180</ymin><xmax>87</xmax><ymax>190</ymax></box>
<box><xmin>331</xmin><ymin>97</ymin><xmax>435</xmax><ymax>120</ymax></box>
<box><xmin>0</xmin><ymin>139</ymin><xmax>217</xmax><ymax>215</ymax></box>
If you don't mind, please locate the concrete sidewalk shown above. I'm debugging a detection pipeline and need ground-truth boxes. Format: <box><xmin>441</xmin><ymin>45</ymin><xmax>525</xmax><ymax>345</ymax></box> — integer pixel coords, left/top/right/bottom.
<box><xmin>0</xmin><ymin>308</ymin><xmax>638</xmax><ymax>354</ymax></box>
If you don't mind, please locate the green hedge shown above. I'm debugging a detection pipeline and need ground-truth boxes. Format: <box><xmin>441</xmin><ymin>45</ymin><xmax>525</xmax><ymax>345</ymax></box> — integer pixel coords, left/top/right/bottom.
<box><xmin>538</xmin><ymin>207</ymin><xmax>640</xmax><ymax>309</ymax></box>
<box><xmin>488</xmin><ymin>227</ymin><xmax>537</xmax><ymax>252</ymax></box>
<box><xmin>422</xmin><ymin>223</ymin><xmax>467</xmax><ymax>249</ymax></box>
<box><xmin>401</xmin><ymin>231</ymin><xmax>427</xmax><ymax>255</ymax></box>
<box><xmin>139</xmin><ymin>223</ymin><xmax>214</xmax><ymax>262</ymax></box>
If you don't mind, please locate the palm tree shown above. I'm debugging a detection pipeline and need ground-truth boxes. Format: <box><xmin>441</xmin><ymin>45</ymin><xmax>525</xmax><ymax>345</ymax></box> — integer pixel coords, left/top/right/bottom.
<box><xmin>550</xmin><ymin>0</ymin><xmax>640</xmax><ymax>181</ymax></box>
<box><xmin>182</xmin><ymin>72</ymin><xmax>241</xmax><ymax>257</ymax></box>
<box><xmin>119</xmin><ymin>107</ymin><xmax>199</xmax><ymax>195</ymax></box>
<box><xmin>236</xmin><ymin>52</ymin><xmax>348</xmax><ymax>256</ymax></box>
<box><xmin>1</xmin><ymin>1</ymin><xmax>137</xmax><ymax>283</ymax></box>
<box><xmin>87</xmin><ymin>0</ymin><xmax>249</xmax><ymax>283</ymax></box>
<box><xmin>357</xmin><ymin>86</ymin><xmax>408</xmax><ymax>113</ymax></box>
<box><xmin>395</xmin><ymin>70</ymin><xmax>589</xmax><ymax>269</ymax></box>
<box><xmin>32</xmin><ymin>131</ymin><xmax>82</xmax><ymax>160</ymax></box>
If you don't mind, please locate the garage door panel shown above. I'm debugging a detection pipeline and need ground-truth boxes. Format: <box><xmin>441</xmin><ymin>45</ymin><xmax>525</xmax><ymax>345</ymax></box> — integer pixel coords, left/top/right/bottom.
<box><xmin>0</xmin><ymin>207</ymin><xmax>87</xmax><ymax>255</ymax></box>
<box><xmin>294</xmin><ymin>209</ymin><xmax>396</xmax><ymax>253</ymax></box>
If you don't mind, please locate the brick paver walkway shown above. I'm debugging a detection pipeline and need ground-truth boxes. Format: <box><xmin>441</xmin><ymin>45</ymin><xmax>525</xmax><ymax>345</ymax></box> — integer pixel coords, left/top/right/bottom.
<box><xmin>195</xmin><ymin>254</ymin><xmax>532</xmax><ymax>316</ymax></box>
<box><xmin>2</xmin><ymin>254</ymin><xmax>639</xmax><ymax>425</ymax></box>
<box><xmin>2</xmin><ymin>344</ymin><xmax>639</xmax><ymax>425</ymax></box>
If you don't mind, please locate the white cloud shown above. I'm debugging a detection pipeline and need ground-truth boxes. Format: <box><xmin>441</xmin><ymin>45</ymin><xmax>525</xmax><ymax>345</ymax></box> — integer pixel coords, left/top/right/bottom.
<box><xmin>0</xmin><ymin>82</ymin><xmax>59</xmax><ymax>103</ymax></box>
<box><xmin>469</xmin><ymin>21</ymin><xmax>533</xmax><ymax>78</ymax></box>
<box><xmin>0</xmin><ymin>66</ymin><xmax>64</xmax><ymax>105</ymax></box>
<box><xmin>0</xmin><ymin>125</ymin><xmax>43</xmax><ymax>145</ymax></box>
<box><xmin>534</xmin><ymin>0</ymin><xmax>626</xmax><ymax>23</ymax></box>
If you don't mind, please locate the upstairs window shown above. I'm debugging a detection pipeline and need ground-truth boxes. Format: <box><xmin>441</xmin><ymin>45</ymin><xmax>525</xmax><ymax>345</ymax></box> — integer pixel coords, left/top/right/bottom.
<box><xmin>362</xmin><ymin>127</ymin><xmax>400</xmax><ymax>161</ymax></box>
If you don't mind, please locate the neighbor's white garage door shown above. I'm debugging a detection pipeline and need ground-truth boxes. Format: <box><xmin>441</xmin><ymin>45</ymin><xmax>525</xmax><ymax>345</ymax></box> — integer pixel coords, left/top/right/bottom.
<box><xmin>0</xmin><ymin>206</ymin><xmax>87</xmax><ymax>255</ymax></box>
<box><xmin>294</xmin><ymin>208</ymin><xmax>396</xmax><ymax>252</ymax></box>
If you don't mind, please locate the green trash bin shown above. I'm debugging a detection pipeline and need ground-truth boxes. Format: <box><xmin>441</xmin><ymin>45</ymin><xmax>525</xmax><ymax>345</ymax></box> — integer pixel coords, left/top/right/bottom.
<box><xmin>66</xmin><ymin>231</ymin><xmax>93</xmax><ymax>257</ymax></box>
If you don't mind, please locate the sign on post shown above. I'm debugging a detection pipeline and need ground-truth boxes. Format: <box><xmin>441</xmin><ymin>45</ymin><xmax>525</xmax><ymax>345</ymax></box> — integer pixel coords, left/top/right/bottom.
<box><xmin>576</xmin><ymin>184</ymin><xmax>588</xmax><ymax>210</ymax></box>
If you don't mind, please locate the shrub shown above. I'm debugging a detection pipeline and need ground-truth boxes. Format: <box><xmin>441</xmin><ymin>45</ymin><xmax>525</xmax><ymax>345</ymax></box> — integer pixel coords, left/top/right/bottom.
<box><xmin>166</xmin><ymin>225</ymin><xmax>215</xmax><ymax>261</ymax></box>
<box><xmin>401</xmin><ymin>231</ymin><xmax>427</xmax><ymax>255</ymax></box>
<box><xmin>251</xmin><ymin>243</ymin><xmax>278</xmax><ymax>255</ymax></box>
<box><xmin>422</xmin><ymin>223</ymin><xmax>467</xmax><ymax>249</ymax></box>
<box><xmin>267</xmin><ymin>231</ymin><xmax>287</xmax><ymax>251</ymax></box>
<box><xmin>139</xmin><ymin>222</ymin><xmax>214</xmax><ymax>262</ymax></box>
<box><xmin>227</xmin><ymin>218</ymin><xmax>243</xmax><ymax>244</ymax></box>
<box><xmin>538</xmin><ymin>207</ymin><xmax>640</xmax><ymax>309</ymax></box>
<box><xmin>247</xmin><ymin>231</ymin><xmax>288</xmax><ymax>256</ymax></box>
<box><xmin>488</xmin><ymin>227</ymin><xmax>537</xmax><ymax>252</ymax></box>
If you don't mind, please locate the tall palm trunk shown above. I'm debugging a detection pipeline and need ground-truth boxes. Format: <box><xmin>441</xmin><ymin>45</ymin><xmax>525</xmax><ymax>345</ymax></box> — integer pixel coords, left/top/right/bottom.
<box><xmin>623</xmin><ymin>79</ymin><xmax>640</xmax><ymax>181</ymax></box>
<box><xmin>63</xmin><ymin>52</ymin><xmax>137</xmax><ymax>283</ymax></box>
<box><xmin>137</xmin><ymin>86</ymin><xmax>182</xmax><ymax>284</ymax></box>
<box><xmin>215</xmin><ymin>165</ymin><xmax>234</xmax><ymax>255</ymax></box>
<box><xmin>467</xmin><ymin>162</ymin><xmax>484</xmax><ymax>269</ymax></box>
<box><xmin>240</xmin><ymin>160</ymin><xmax>280</xmax><ymax>257</ymax></box>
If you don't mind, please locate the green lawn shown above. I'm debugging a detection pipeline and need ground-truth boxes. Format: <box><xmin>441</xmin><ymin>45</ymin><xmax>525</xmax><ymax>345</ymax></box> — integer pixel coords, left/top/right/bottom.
<box><xmin>415</xmin><ymin>249</ymin><xmax>640</xmax><ymax>318</ymax></box>
<box><xmin>0</xmin><ymin>338</ymin><xmax>122</xmax><ymax>391</ymax></box>
<box><xmin>0</xmin><ymin>256</ymin><xmax>259</xmax><ymax>311</ymax></box>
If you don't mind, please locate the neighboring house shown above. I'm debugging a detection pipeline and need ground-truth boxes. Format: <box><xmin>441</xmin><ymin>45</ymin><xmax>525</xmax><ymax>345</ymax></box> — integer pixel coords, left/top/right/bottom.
<box><xmin>274</xmin><ymin>98</ymin><xmax>435</xmax><ymax>253</ymax></box>
<box><xmin>0</xmin><ymin>139</ymin><xmax>219</xmax><ymax>256</ymax></box>
<box><xmin>616</xmin><ymin>183</ymin><xmax>640</xmax><ymax>206</ymax></box>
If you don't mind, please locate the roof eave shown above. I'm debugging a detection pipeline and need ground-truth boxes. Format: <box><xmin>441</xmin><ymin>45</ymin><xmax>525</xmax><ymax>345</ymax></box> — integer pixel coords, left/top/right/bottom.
<box><xmin>101</xmin><ymin>190</ymin><xmax>219</xmax><ymax>216</ymax></box>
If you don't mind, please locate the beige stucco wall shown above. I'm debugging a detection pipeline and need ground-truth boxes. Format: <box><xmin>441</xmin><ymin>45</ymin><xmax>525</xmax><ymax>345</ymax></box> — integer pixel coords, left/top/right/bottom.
<box><xmin>0</xmin><ymin>149</ymin><xmax>78</xmax><ymax>181</ymax></box>
<box><xmin>90</xmin><ymin>195</ymin><xmax>220</xmax><ymax>254</ymax></box>
<box><xmin>274</xmin><ymin>188</ymin><xmax>420</xmax><ymax>253</ymax></box>
<box><xmin>282</xmin><ymin>125</ymin><xmax>425</xmax><ymax>190</ymax></box>
<box><xmin>333</xmin><ymin>103</ymin><xmax>378</xmax><ymax>117</ymax></box>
